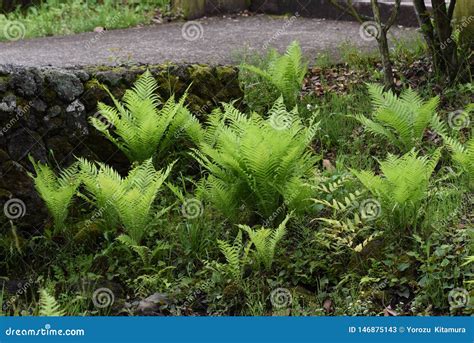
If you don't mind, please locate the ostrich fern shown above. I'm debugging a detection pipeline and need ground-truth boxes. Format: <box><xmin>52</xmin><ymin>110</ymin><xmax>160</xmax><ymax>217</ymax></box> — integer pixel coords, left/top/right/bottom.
<box><xmin>239</xmin><ymin>214</ymin><xmax>290</xmax><ymax>271</ymax></box>
<box><xmin>217</xmin><ymin>230</ymin><xmax>251</xmax><ymax>281</ymax></box>
<box><xmin>39</xmin><ymin>289</ymin><xmax>65</xmax><ymax>316</ymax></box>
<box><xmin>79</xmin><ymin>158</ymin><xmax>173</xmax><ymax>244</ymax></box>
<box><xmin>28</xmin><ymin>158</ymin><xmax>80</xmax><ymax>234</ymax></box>
<box><xmin>240</xmin><ymin>41</ymin><xmax>307</xmax><ymax>110</ymax></box>
<box><xmin>91</xmin><ymin>70</ymin><xmax>202</xmax><ymax>163</ymax></box>
<box><xmin>355</xmin><ymin>84</ymin><xmax>441</xmax><ymax>152</ymax></box>
<box><xmin>444</xmin><ymin>136</ymin><xmax>474</xmax><ymax>188</ymax></box>
<box><xmin>352</xmin><ymin>149</ymin><xmax>441</xmax><ymax>230</ymax></box>
<box><xmin>191</xmin><ymin>98</ymin><xmax>319</xmax><ymax>223</ymax></box>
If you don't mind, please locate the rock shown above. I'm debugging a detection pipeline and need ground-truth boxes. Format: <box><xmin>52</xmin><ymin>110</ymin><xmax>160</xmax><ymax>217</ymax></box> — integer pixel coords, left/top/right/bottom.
<box><xmin>136</xmin><ymin>293</ymin><xmax>171</xmax><ymax>315</ymax></box>
<box><xmin>7</xmin><ymin>129</ymin><xmax>47</xmax><ymax>162</ymax></box>
<box><xmin>66</xmin><ymin>99</ymin><xmax>85</xmax><ymax>117</ymax></box>
<box><xmin>9</xmin><ymin>70</ymin><xmax>37</xmax><ymax>98</ymax></box>
<box><xmin>44</xmin><ymin>69</ymin><xmax>84</xmax><ymax>102</ymax></box>
<box><xmin>30</xmin><ymin>99</ymin><xmax>47</xmax><ymax>113</ymax></box>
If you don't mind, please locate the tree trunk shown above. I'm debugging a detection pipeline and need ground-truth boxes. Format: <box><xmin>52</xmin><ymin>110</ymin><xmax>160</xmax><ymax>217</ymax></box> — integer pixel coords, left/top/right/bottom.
<box><xmin>377</xmin><ymin>34</ymin><xmax>395</xmax><ymax>90</ymax></box>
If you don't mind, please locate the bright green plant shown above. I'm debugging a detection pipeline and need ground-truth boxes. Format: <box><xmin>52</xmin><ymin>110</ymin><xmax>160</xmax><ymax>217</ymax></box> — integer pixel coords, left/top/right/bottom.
<box><xmin>240</xmin><ymin>41</ymin><xmax>308</xmax><ymax>110</ymax></box>
<box><xmin>192</xmin><ymin>97</ymin><xmax>319</xmax><ymax>223</ymax></box>
<box><xmin>91</xmin><ymin>70</ymin><xmax>202</xmax><ymax>163</ymax></box>
<box><xmin>352</xmin><ymin>149</ymin><xmax>441</xmax><ymax>230</ymax></box>
<box><xmin>28</xmin><ymin>158</ymin><xmax>80</xmax><ymax>234</ymax></box>
<box><xmin>239</xmin><ymin>214</ymin><xmax>290</xmax><ymax>271</ymax></box>
<box><xmin>217</xmin><ymin>230</ymin><xmax>251</xmax><ymax>282</ymax></box>
<box><xmin>354</xmin><ymin>84</ymin><xmax>441</xmax><ymax>152</ymax></box>
<box><xmin>38</xmin><ymin>289</ymin><xmax>65</xmax><ymax>316</ymax></box>
<box><xmin>79</xmin><ymin>158</ymin><xmax>173</xmax><ymax>244</ymax></box>
<box><xmin>443</xmin><ymin>136</ymin><xmax>474</xmax><ymax>188</ymax></box>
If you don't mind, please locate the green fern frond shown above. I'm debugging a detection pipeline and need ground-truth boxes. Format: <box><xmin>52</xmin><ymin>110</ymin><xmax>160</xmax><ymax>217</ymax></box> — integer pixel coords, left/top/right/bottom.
<box><xmin>28</xmin><ymin>157</ymin><xmax>80</xmax><ymax>233</ymax></box>
<box><xmin>91</xmin><ymin>70</ymin><xmax>203</xmax><ymax>163</ymax></box>
<box><xmin>39</xmin><ymin>289</ymin><xmax>65</xmax><ymax>316</ymax></box>
<box><xmin>357</xmin><ymin>84</ymin><xmax>441</xmax><ymax>152</ymax></box>
<box><xmin>240</xmin><ymin>41</ymin><xmax>307</xmax><ymax>110</ymax></box>
<box><xmin>193</xmin><ymin>98</ymin><xmax>319</xmax><ymax>223</ymax></box>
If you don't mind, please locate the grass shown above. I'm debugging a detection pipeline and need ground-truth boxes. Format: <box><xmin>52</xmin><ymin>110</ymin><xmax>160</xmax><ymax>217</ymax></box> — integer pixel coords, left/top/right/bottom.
<box><xmin>0</xmin><ymin>0</ymin><xmax>170</xmax><ymax>41</ymax></box>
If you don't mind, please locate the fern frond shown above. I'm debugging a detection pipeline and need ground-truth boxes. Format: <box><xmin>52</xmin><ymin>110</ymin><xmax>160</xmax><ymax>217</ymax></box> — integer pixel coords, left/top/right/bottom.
<box><xmin>39</xmin><ymin>289</ymin><xmax>65</xmax><ymax>316</ymax></box>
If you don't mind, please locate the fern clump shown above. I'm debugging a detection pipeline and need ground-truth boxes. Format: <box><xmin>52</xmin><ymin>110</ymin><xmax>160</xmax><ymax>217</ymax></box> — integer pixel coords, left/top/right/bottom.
<box><xmin>239</xmin><ymin>214</ymin><xmax>290</xmax><ymax>271</ymax></box>
<box><xmin>79</xmin><ymin>158</ymin><xmax>173</xmax><ymax>244</ymax></box>
<box><xmin>240</xmin><ymin>41</ymin><xmax>307</xmax><ymax>111</ymax></box>
<box><xmin>217</xmin><ymin>230</ymin><xmax>251</xmax><ymax>281</ymax></box>
<box><xmin>443</xmin><ymin>136</ymin><xmax>474</xmax><ymax>188</ymax></box>
<box><xmin>91</xmin><ymin>70</ymin><xmax>203</xmax><ymax>163</ymax></box>
<box><xmin>38</xmin><ymin>289</ymin><xmax>65</xmax><ymax>316</ymax></box>
<box><xmin>352</xmin><ymin>149</ymin><xmax>441</xmax><ymax>230</ymax></box>
<box><xmin>192</xmin><ymin>98</ymin><xmax>319</xmax><ymax>223</ymax></box>
<box><xmin>355</xmin><ymin>84</ymin><xmax>441</xmax><ymax>152</ymax></box>
<box><xmin>28</xmin><ymin>158</ymin><xmax>80</xmax><ymax>234</ymax></box>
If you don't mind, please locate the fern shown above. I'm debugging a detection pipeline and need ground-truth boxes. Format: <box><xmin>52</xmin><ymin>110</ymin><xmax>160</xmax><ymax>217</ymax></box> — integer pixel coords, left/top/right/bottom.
<box><xmin>240</xmin><ymin>41</ymin><xmax>308</xmax><ymax>110</ymax></box>
<box><xmin>352</xmin><ymin>149</ymin><xmax>441</xmax><ymax>230</ymax></box>
<box><xmin>191</xmin><ymin>97</ymin><xmax>319</xmax><ymax>223</ymax></box>
<box><xmin>39</xmin><ymin>289</ymin><xmax>65</xmax><ymax>316</ymax></box>
<box><xmin>443</xmin><ymin>136</ymin><xmax>474</xmax><ymax>188</ymax></box>
<box><xmin>79</xmin><ymin>158</ymin><xmax>173</xmax><ymax>244</ymax></box>
<box><xmin>91</xmin><ymin>70</ymin><xmax>203</xmax><ymax>163</ymax></box>
<box><xmin>239</xmin><ymin>214</ymin><xmax>290</xmax><ymax>271</ymax></box>
<box><xmin>28</xmin><ymin>157</ymin><xmax>80</xmax><ymax>234</ymax></box>
<box><xmin>217</xmin><ymin>230</ymin><xmax>251</xmax><ymax>281</ymax></box>
<box><xmin>355</xmin><ymin>84</ymin><xmax>441</xmax><ymax>152</ymax></box>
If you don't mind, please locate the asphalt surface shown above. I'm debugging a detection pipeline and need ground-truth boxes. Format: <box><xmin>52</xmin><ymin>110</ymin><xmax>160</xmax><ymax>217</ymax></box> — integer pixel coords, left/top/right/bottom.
<box><xmin>0</xmin><ymin>15</ymin><xmax>418</xmax><ymax>67</ymax></box>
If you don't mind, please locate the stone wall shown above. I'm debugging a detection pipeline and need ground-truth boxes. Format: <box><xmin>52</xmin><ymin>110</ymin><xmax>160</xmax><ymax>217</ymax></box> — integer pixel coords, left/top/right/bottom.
<box><xmin>0</xmin><ymin>64</ymin><xmax>241</xmax><ymax>232</ymax></box>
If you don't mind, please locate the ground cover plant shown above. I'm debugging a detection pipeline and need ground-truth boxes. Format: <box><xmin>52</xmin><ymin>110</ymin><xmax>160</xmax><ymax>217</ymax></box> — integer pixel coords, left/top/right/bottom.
<box><xmin>0</xmin><ymin>0</ymin><xmax>170</xmax><ymax>41</ymax></box>
<box><xmin>0</xmin><ymin>37</ymin><xmax>472</xmax><ymax>318</ymax></box>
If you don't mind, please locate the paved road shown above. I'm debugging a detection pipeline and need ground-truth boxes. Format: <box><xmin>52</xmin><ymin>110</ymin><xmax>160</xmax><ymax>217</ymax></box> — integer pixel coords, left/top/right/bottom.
<box><xmin>0</xmin><ymin>15</ymin><xmax>418</xmax><ymax>67</ymax></box>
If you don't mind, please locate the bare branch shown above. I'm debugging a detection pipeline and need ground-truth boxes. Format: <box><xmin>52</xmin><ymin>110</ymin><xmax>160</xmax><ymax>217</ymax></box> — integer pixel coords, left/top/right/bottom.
<box><xmin>385</xmin><ymin>0</ymin><xmax>401</xmax><ymax>31</ymax></box>
<box><xmin>328</xmin><ymin>0</ymin><xmax>373</xmax><ymax>23</ymax></box>
<box><xmin>447</xmin><ymin>0</ymin><xmax>457</xmax><ymax>21</ymax></box>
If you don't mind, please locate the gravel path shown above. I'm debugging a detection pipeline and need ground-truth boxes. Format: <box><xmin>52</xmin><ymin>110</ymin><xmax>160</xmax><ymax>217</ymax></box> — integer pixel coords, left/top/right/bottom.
<box><xmin>0</xmin><ymin>15</ymin><xmax>418</xmax><ymax>67</ymax></box>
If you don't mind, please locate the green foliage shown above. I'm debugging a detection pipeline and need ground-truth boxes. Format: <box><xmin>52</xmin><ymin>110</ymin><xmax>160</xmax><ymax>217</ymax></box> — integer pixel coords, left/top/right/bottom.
<box><xmin>355</xmin><ymin>84</ymin><xmax>441</xmax><ymax>152</ymax></box>
<box><xmin>28</xmin><ymin>157</ymin><xmax>80</xmax><ymax>233</ymax></box>
<box><xmin>0</xmin><ymin>0</ymin><xmax>170</xmax><ymax>41</ymax></box>
<box><xmin>192</xmin><ymin>97</ymin><xmax>319</xmax><ymax>223</ymax></box>
<box><xmin>91</xmin><ymin>70</ymin><xmax>202</xmax><ymax>163</ymax></box>
<box><xmin>352</xmin><ymin>149</ymin><xmax>441</xmax><ymax>230</ymax></box>
<box><xmin>240</xmin><ymin>41</ymin><xmax>308</xmax><ymax>111</ymax></box>
<box><xmin>38</xmin><ymin>289</ymin><xmax>65</xmax><ymax>316</ymax></box>
<box><xmin>79</xmin><ymin>158</ymin><xmax>173</xmax><ymax>244</ymax></box>
<box><xmin>444</xmin><ymin>136</ymin><xmax>474</xmax><ymax>187</ymax></box>
<box><xmin>239</xmin><ymin>214</ymin><xmax>290</xmax><ymax>271</ymax></box>
<box><xmin>217</xmin><ymin>231</ymin><xmax>251</xmax><ymax>281</ymax></box>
